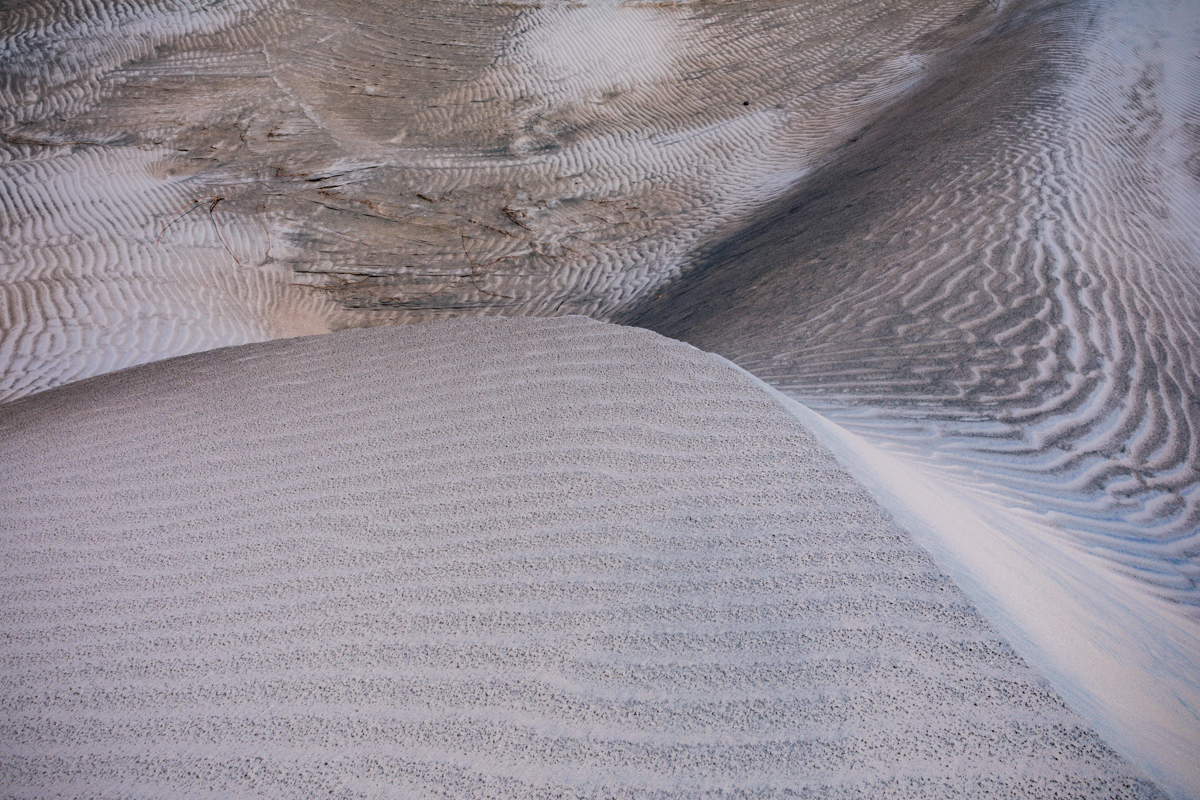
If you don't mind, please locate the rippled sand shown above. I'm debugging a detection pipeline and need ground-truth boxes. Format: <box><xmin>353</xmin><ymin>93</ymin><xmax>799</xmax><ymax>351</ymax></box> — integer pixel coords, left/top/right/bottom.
<box><xmin>2</xmin><ymin>0</ymin><xmax>1199</xmax><ymax>797</ymax></box>
<box><xmin>0</xmin><ymin>316</ymin><xmax>1168</xmax><ymax>798</ymax></box>
<box><xmin>0</xmin><ymin>0</ymin><xmax>1003</xmax><ymax>399</ymax></box>
<box><xmin>629</xmin><ymin>0</ymin><xmax>1200</xmax><ymax>610</ymax></box>
<box><xmin>624</xmin><ymin>3</ymin><xmax>1200</xmax><ymax>790</ymax></box>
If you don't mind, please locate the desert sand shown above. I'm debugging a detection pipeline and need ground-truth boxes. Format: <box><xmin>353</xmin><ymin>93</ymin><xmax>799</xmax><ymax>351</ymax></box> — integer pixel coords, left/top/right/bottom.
<box><xmin>2</xmin><ymin>0</ymin><xmax>1200</xmax><ymax>796</ymax></box>
<box><xmin>0</xmin><ymin>316</ymin><xmax>1169</xmax><ymax>798</ymax></box>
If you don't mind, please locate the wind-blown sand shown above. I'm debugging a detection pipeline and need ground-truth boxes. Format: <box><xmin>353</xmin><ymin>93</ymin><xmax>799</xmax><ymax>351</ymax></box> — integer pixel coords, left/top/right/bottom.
<box><xmin>625</xmin><ymin>1</ymin><xmax>1200</xmax><ymax>792</ymax></box>
<box><xmin>0</xmin><ymin>316</ymin><xmax>1166</xmax><ymax>798</ymax></box>
<box><xmin>0</xmin><ymin>0</ymin><xmax>1003</xmax><ymax>400</ymax></box>
<box><xmin>3</xmin><ymin>0</ymin><xmax>1200</xmax><ymax>796</ymax></box>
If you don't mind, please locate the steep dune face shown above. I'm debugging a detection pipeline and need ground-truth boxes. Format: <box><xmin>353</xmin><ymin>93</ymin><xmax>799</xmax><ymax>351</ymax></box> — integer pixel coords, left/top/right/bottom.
<box><xmin>1</xmin><ymin>0</ymin><xmax>1004</xmax><ymax>400</ymax></box>
<box><xmin>628</xmin><ymin>0</ymin><xmax>1200</xmax><ymax>613</ymax></box>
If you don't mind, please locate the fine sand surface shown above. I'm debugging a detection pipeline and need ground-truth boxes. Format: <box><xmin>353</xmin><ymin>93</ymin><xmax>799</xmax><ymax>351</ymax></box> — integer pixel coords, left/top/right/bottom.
<box><xmin>3</xmin><ymin>0</ymin><xmax>1200</xmax><ymax>797</ymax></box>
<box><xmin>627</xmin><ymin>0</ymin><xmax>1200</xmax><ymax>614</ymax></box>
<box><xmin>625</xmin><ymin>1</ymin><xmax>1200</xmax><ymax>792</ymax></box>
<box><xmin>0</xmin><ymin>316</ymin><xmax>1167</xmax><ymax>799</ymax></box>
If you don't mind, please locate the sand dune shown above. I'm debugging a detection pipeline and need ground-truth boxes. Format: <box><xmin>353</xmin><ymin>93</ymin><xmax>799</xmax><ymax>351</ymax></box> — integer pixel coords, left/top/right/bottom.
<box><xmin>628</xmin><ymin>2</ymin><xmax>1200</xmax><ymax>784</ymax></box>
<box><xmin>0</xmin><ymin>316</ymin><xmax>1167</xmax><ymax>798</ymax></box>
<box><xmin>3</xmin><ymin>0</ymin><xmax>1200</xmax><ymax>796</ymax></box>
<box><xmin>623</xmin><ymin>3</ymin><xmax>1200</xmax><ymax>788</ymax></box>
<box><xmin>630</xmin><ymin>0</ymin><xmax>1200</xmax><ymax>609</ymax></box>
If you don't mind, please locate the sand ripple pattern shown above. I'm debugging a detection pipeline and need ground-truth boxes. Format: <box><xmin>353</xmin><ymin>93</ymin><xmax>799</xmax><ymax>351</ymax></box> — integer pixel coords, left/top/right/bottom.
<box><xmin>0</xmin><ymin>316</ymin><xmax>1163</xmax><ymax>798</ymax></box>
<box><xmin>630</xmin><ymin>0</ymin><xmax>1200</xmax><ymax>610</ymax></box>
<box><xmin>0</xmin><ymin>0</ymin><xmax>1005</xmax><ymax>401</ymax></box>
<box><xmin>0</xmin><ymin>143</ymin><xmax>332</xmax><ymax>400</ymax></box>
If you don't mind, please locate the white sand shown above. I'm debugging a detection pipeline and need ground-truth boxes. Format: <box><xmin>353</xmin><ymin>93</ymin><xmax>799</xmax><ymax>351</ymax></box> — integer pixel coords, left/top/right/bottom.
<box><xmin>623</xmin><ymin>2</ymin><xmax>1200</xmax><ymax>794</ymax></box>
<box><xmin>0</xmin><ymin>316</ymin><xmax>1164</xmax><ymax>798</ymax></box>
<box><xmin>2</xmin><ymin>0</ymin><xmax>1198</xmax><ymax>797</ymax></box>
<box><xmin>748</xmin><ymin>375</ymin><xmax>1200</xmax><ymax>800</ymax></box>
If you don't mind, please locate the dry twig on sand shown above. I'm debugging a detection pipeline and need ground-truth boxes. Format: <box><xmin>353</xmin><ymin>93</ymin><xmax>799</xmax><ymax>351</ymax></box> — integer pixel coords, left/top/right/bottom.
<box><xmin>157</xmin><ymin>196</ymin><xmax>241</xmax><ymax>265</ymax></box>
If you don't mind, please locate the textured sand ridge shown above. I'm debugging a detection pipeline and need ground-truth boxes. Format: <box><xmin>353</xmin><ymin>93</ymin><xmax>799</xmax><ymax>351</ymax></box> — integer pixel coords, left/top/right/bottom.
<box><xmin>626</xmin><ymin>3</ymin><xmax>1200</xmax><ymax>787</ymax></box>
<box><xmin>2</xmin><ymin>0</ymin><xmax>1200</xmax><ymax>796</ymax></box>
<box><xmin>629</xmin><ymin>0</ymin><xmax>1200</xmax><ymax>610</ymax></box>
<box><xmin>0</xmin><ymin>316</ymin><xmax>1165</xmax><ymax>798</ymax></box>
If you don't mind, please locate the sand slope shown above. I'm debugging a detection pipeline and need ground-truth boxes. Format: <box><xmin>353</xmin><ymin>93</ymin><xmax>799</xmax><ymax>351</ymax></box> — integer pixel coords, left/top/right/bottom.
<box><xmin>628</xmin><ymin>0</ymin><xmax>1200</xmax><ymax>612</ymax></box>
<box><xmin>0</xmin><ymin>317</ymin><xmax>1164</xmax><ymax>798</ymax></box>
<box><xmin>626</xmin><ymin>2</ymin><xmax>1200</xmax><ymax>780</ymax></box>
<box><xmin>622</xmin><ymin>3</ymin><xmax>1200</xmax><ymax>790</ymax></box>
<box><xmin>2</xmin><ymin>0</ymin><xmax>1199</xmax><ymax>796</ymax></box>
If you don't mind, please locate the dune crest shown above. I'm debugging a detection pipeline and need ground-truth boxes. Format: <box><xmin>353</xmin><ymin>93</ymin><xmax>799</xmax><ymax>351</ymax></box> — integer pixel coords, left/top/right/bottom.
<box><xmin>3</xmin><ymin>0</ymin><xmax>1200</xmax><ymax>796</ymax></box>
<box><xmin>0</xmin><ymin>317</ymin><xmax>1166</xmax><ymax>798</ymax></box>
<box><xmin>628</xmin><ymin>0</ymin><xmax>1200</xmax><ymax>674</ymax></box>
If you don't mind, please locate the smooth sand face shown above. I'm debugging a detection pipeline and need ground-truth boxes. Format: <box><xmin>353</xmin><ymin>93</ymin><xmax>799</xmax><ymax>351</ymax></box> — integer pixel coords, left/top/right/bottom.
<box><xmin>0</xmin><ymin>316</ymin><xmax>1166</xmax><ymax>798</ymax></box>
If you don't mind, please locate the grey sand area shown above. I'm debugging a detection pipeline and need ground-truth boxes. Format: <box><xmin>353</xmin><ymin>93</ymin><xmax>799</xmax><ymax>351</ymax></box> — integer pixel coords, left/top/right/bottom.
<box><xmin>0</xmin><ymin>316</ymin><xmax>1163</xmax><ymax>797</ymax></box>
